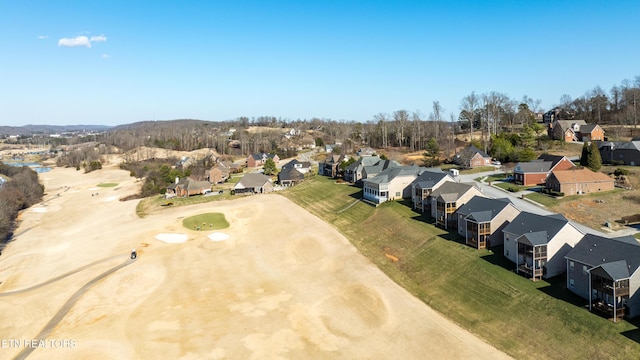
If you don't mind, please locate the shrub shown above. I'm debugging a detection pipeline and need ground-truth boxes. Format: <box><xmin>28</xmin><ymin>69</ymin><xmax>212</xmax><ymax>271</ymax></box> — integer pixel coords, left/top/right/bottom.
<box><xmin>614</xmin><ymin>168</ymin><xmax>630</xmax><ymax>176</ymax></box>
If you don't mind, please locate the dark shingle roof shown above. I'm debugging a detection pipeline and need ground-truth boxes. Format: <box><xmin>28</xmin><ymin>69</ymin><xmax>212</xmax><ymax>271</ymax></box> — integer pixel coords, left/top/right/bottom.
<box><xmin>455</xmin><ymin>145</ymin><xmax>490</xmax><ymax>166</ymax></box>
<box><xmin>413</xmin><ymin>170</ymin><xmax>450</xmax><ymax>189</ymax></box>
<box><xmin>565</xmin><ymin>234</ymin><xmax>640</xmax><ymax>276</ymax></box>
<box><xmin>580</xmin><ymin>124</ymin><xmax>599</xmax><ymax>133</ymax></box>
<box><xmin>457</xmin><ymin>196</ymin><xmax>515</xmax><ymax>223</ymax></box>
<box><xmin>503</xmin><ymin>212</ymin><xmax>570</xmax><ymax>239</ymax></box>
<box><xmin>517</xmin><ymin>231</ymin><xmax>550</xmax><ymax>246</ymax></box>
<box><xmin>236</xmin><ymin>173</ymin><xmax>271</xmax><ymax>188</ymax></box>
<box><xmin>430</xmin><ymin>182</ymin><xmax>478</xmax><ymax>203</ymax></box>
<box><xmin>591</xmin><ymin>260</ymin><xmax>631</xmax><ymax>281</ymax></box>
<box><xmin>515</xmin><ymin>160</ymin><xmax>553</xmax><ymax>173</ymax></box>
<box><xmin>278</xmin><ymin>167</ymin><xmax>304</xmax><ymax>182</ymax></box>
<box><xmin>365</xmin><ymin>165</ymin><xmax>424</xmax><ymax>184</ymax></box>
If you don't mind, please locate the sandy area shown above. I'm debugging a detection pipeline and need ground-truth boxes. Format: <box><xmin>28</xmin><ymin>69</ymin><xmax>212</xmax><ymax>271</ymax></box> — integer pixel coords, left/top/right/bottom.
<box><xmin>0</xmin><ymin>163</ymin><xmax>511</xmax><ymax>359</ymax></box>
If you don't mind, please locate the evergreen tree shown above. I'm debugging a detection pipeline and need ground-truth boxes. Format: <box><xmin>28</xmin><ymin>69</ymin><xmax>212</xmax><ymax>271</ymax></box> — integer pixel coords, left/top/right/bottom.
<box><xmin>263</xmin><ymin>158</ymin><xmax>277</xmax><ymax>175</ymax></box>
<box><xmin>587</xmin><ymin>141</ymin><xmax>602</xmax><ymax>171</ymax></box>
<box><xmin>423</xmin><ymin>137</ymin><xmax>441</xmax><ymax>167</ymax></box>
<box><xmin>580</xmin><ymin>142</ymin><xmax>590</xmax><ymax>167</ymax></box>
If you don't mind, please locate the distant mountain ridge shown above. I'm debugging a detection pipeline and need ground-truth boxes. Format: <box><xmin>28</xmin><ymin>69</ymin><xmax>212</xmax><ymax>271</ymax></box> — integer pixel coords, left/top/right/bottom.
<box><xmin>0</xmin><ymin>124</ymin><xmax>113</xmax><ymax>136</ymax></box>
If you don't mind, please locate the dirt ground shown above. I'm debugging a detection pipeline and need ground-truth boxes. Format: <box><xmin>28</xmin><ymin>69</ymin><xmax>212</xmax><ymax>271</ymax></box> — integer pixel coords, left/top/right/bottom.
<box><xmin>0</xmin><ymin>162</ymin><xmax>510</xmax><ymax>359</ymax></box>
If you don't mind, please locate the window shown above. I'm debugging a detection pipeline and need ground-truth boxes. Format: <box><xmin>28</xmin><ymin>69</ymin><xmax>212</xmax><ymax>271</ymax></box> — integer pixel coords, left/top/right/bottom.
<box><xmin>583</xmin><ymin>265</ymin><xmax>588</xmax><ymax>275</ymax></box>
<box><xmin>506</xmin><ymin>250</ymin><xmax>509</xmax><ymax>257</ymax></box>
<box><xmin>569</xmin><ymin>279</ymin><xmax>575</xmax><ymax>288</ymax></box>
<box><xmin>396</xmin><ymin>192</ymin><xmax>401</xmax><ymax>197</ymax></box>
<box><xmin>569</xmin><ymin>261</ymin><xmax>574</xmax><ymax>270</ymax></box>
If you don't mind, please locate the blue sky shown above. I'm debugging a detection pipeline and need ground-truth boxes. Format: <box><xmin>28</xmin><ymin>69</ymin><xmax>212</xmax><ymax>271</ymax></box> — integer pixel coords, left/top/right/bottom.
<box><xmin>1</xmin><ymin>1</ymin><xmax>639</xmax><ymax>126</ymax></box>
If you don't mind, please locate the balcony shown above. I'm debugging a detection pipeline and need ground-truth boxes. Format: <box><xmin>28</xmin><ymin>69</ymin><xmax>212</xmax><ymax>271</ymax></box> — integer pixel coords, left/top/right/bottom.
<box><xmin>518</xmin><ymin>264</ymin><xmax>543</xmax><ymax>280</ymax></box>
<box><xmin>593</xmin><ymin>283</ymin><xmax>630</xmax><ymax>297</ymax></box>
<box><xmin>593</xmin><ymin>300</ymin><xmax>626</xmax><ymax>320</ymax></box>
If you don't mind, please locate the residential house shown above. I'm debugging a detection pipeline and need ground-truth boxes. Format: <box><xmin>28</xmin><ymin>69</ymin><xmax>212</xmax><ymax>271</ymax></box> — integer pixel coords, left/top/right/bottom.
<box><xmin>513</xmin><ymin>154</ymin><xmax>574</xmax><ymax>186</ymax></box>
<box><xmin>361</xmin><ymin>159</ymin><xmax>401</xmax><ymax>180</ymax></box>
<box><xmin>546</xmin><ymin>167</ymin><xmax>614</xmax><ymax>195</ymax></box>
<box><xmin>165</xmin><ymin>177</ymin><xmax>212</xmax><ymax>198</ymax></box>
<box><xmin>454</xmin><ymin>145</ymin><xmax>492</xmax><ymax>168</ymax></box>
<box><xmin>319</xmin><ymin>154</ymin><xmax>346</xmax><ymax>178</ymax></box>
<box><xmin>598</xmin><ymin>141</ymin><xmax>640</xmax><ymax>166</ymax></box>
<box><xmin>362</xmin><ymin>166</ymin><xmax>425</xmax><ymax>205</ymax></box>
<box><xmin>456</xmin><ymin>196</ymin><xmax>520</xmax><ymax>249</ymax></box>
<box><xmin>548</xmin><ymin>120</ymin><xmax>604</xmax><ymax>142</ymax></box>
<box><xmin>410</xmin><ymin>170</ymin><xmax>455</xmax><ymax>212</ymax></box>
<box><xmin>357</xmin><ymin>147</ymin><xmax>376</xmax><ymax>156</ymax></box>
<box><xmin>565</xmin><ymin>234</ymin><xmax>640</xmax><ymax>321</ymax></box>
<box><xmin>229</xmin><ymin>162</ymin><xmax>244</xmax><ymax>174</ymax></box>
<box><xmin>277</xmin><ymin>166</ymin><xmax>305</xmax><ymax>187</ymax></box>
<box><xmin>281</xmin><ymin>159</ymin><xmax>311</xmax><ymax>174</ymax></box>
<box><xmin>502</xmin><ymin>212</ymin><xmax>583</xmax><ymax>281</ymax></box>
<box><xmin>429</xmin><ymin>182</ymin><xmax>485</xmax><ymax>229</ymax></box>
<box><xmin>343</xmin><ymin>155</ymin><xmax>381</xmax><ymax>183</ymax></box>
<box><xmin>247</xmin><ymin>153</ymin><xmax>280</xmax><ymax>168</ymax></box>
<box><xmin>579</xmin><ymin>124</ymin><xmax>605</xmax><ymax>142</ymax></box>
<box><xmin>206</xmin><ymin>161</ymin><xmax>231</xmax><ymax>184</ymax></box>
<box><xmin>233</xmin><ymin>173</ymin><xmax>274</xmax><ymax>194</ymax></box>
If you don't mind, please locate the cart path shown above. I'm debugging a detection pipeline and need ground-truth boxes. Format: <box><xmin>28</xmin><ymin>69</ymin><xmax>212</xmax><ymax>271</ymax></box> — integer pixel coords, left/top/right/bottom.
<box><xmin>0</xmin><ymin>254</ymin><xmax>123</xmax><ymax>296</ymax></box>
<box><xmin>11</xmin><ymin>255</ymin><xmax>135</xmax><ymax>360</ymax></box>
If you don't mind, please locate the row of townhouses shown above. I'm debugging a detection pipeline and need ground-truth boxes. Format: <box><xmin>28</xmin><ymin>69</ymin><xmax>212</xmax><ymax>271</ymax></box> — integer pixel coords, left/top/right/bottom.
<box><xmin>322</xmin><ymin>155</ymin><xmax>640</xmax><ymax>322</ymax></box>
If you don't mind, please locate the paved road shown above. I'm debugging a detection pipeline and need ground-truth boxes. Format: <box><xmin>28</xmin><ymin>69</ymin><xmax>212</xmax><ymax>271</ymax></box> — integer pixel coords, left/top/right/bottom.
<box><xmin>458</xmin><ymin>170</ymin><xmax>635</xmax><ymax>238</ymax></box>
<box><xmin>8</xmin><ymin>255</ymin><xmax>135</xmax><ymax>360</ymax></box>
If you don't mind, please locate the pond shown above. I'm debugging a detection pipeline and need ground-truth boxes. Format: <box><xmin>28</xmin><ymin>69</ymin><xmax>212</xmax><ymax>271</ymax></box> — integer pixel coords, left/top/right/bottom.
<box><xmin>3</xmin><ymin>161</ymin><xmax>52</xmax><ymax>173</ymax></box>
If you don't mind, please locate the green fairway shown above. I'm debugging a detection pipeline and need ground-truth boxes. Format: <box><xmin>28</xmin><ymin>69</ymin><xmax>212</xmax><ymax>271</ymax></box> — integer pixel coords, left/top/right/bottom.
<box><xmin>97</xmin><ymin>182</ymin><xmax>118</xmax><ymax>187</ymax></box>
<box><xmin>182</xmin><ymin>212</ymin><xmax>229</xmax><ymax>231</ymax></box>
<box><xmin>280</xmin><ymin>176</ymin><xmax>640</xmax><ymax>359</ymax></box>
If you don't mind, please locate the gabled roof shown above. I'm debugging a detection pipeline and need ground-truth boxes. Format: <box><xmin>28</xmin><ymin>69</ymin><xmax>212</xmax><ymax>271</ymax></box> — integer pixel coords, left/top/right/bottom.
<box><xmin>503</xmin><ymin>212</ymin><xmax>572</xmax><ymax>239</ymax></box>
<box><xmin>457</xmin><ymin>196</ymin><xmax>515</xmax><ymax>222</ymax></box>
<box><xmin>465</xmin><ymin>210</ymin><xmax>494</xmax><ymax>223</ymax></box>
<box><xmin>250</xmin><ymin>153</ymin><xmax>277</xmax><ymax>161</ymax></box>
<box><xmin>580</xmin><ymin>124</ymin><xmax>601</xmax><ymax>133</ymax></box>
<box><xmin>282</xmin><ymin>159</ymin><xmax>311</xmax><ymax>170</ymax></box>
<box><xmin>550</xmin><ymin>167</ymin><xmax>613</xmax><ymax>184</ymax></box>
<box><xmin>236</xmin><ymin>173</ymin><xmax>271</xmax><ymax>188</ymax></box>
<box><xmin>514</xmin><ymin>160</ymin><xmax>553</xmax><ymax>173</ymax></box>
<box><xmin>413</xmin><ymin>169</ymin><xmax>451</xmax><ymax>189</ymax></box>
<box><xmin>517</xmin><ymin>231</ymin><xmax>550</xmax><ymax>246</ymax></box>
<box><xmin>345</xmin><ymin>155</ymin><xmax>381</xmax><ymax>171</ymax></box>
<box><xmin>167</xmin><ymin>177</ymin><xmax>210</xmax><ymax>191</ymax></box>
<box><xmin>363</xmin><ymin>159</ymin><xmax>400</xmax><ymax>175</ymax></box>
<box><xmin>430</xmin><ymin>182</ymin><xmax>477</xmax><ymax>202</ymax></box>
<box><xmin>565</xmin><ymin>234</ymin><xmax>640</xmax><ymax>277</ymax></box>
<box><xmin>537</xmin><ymin>154</ymin><xmax>573</xmax><ymax>169</ymax></box>
<box><xmin>364</xmin><ymin>165</ymin><xmax>424</xmax><ymax>185</ymax></box>
<box><xmin>278</xmin><ymin>167</ymin><xmax>305</xmax><ymax>181</ymax></box>
<box><xmin>553</xmin><ymin>119</ymin><xmax>587</xmax><ymax>131</ymax></box>
<box><xmin>455</xmin><ymin>145</ymin><xmax>490</xmax><ymax>166</ymax></box>
<box><xmin>591</xmin><ymin>260</ymin><xmax>631</xmax><ymax>281</ymax></box>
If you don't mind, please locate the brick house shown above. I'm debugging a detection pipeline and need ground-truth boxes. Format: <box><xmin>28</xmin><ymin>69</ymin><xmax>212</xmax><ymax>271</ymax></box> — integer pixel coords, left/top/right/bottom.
<box><xmin>546</xmin><ymin>167</ymin><xmax>614</xmax><ymax>195</ymax></box>
<box><xmin>513</xmin><ymin>154</ymin><xmax>574</xmax><ymax>186</ymax></box>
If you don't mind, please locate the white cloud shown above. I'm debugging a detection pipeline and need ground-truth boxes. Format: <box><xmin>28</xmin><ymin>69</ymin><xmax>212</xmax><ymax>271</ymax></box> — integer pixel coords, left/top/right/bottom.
<box><xmin>58</xmin><ymin>34</ymin><xmax>107</xmax><ymax>48</ymax></box>
<box><xmin>37</xmin><ymin>35</ymin><xmax>48</xmax><ymax>39</ymax></box>
<box><xmin>58</xmin><ymin>36</ymin><xmax>92</xmax><ymax>48</ymax></box>
<box><xmin>101</xmin><ymin>54</ymin><xmax>110</xmax><ymax>59</ymax></box>
<box><xmin>90</xmin><ymin>35</ymin><xmax>107</xmax><ymax>43</ymax></box>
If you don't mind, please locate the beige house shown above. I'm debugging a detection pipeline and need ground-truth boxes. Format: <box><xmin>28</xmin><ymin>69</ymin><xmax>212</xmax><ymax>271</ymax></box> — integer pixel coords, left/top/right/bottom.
<box><xmin>429</xmin><ymin>182</ymin><xmax>485</xmax><ymax>229</ymax></box>
<box><xmin>362</xmin><ymin>166</ymin><xmax>426</xmax><ymax>205</ymax></box>
<box><xmin>456</xmin><ymin>196</ymin><xmax>521</xmax><ymax>249</ymax></box>
<box><xmin>503</xmin><ymin>212</ymin><xmax>583</xmax><ymax>281</ymax></box>
<box><xmin>206</xmin><ymin>161</ymin><xmax>231</xmax><ymax>184</ymax></box>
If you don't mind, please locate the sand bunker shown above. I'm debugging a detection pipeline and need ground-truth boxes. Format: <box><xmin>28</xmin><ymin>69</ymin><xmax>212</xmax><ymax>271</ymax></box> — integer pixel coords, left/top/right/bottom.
<box><xmin>31</xmin><ymin>207</ymin><xmax>47</xmax><ymax>213</ymax></box>
<box><xmin>155</xmin><ymin>233</ymin><xmax>188</xmax><ymax>243</ymax></box>
<box><xmin>208</xmin><ymin>232</ymin><xmax>230</xmax><ymax>242</ymax></box>
<box><xmin>103</xmin><ymin>195</ymin><xmax>120</xmax><ymax>202</ymax></box>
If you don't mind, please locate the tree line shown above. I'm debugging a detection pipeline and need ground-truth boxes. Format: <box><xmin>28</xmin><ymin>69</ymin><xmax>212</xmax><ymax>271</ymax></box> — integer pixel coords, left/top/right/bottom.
<box><xmin>0</xmin><ymin>163</ymin><xmax>44</xmax><ymax>247</ymax></box>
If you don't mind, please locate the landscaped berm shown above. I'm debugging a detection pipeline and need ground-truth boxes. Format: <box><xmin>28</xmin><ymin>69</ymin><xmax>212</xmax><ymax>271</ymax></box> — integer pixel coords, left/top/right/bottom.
<box><xmin>182</xmin><ymin>212</ymin><xmax>229</xmax><ymax>231</ymax></box>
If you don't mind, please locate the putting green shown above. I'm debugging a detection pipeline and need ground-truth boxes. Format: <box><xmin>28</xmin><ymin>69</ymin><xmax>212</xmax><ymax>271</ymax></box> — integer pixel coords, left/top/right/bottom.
<box><xmin>183</xmin><ymin>213</ymin><xmax>229</xmax><ymax>231</ymax></box>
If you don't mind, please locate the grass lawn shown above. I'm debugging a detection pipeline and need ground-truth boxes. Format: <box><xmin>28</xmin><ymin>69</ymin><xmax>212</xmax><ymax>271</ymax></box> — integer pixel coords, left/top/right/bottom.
<box><xmin>524</xmin><ymin>192</ymin><xmax>560</xmax><ymax>207</ymax></box>
<box><xmin>136</xmin><ymin>192</ymin><xmax>233</xmax><ymax>217</ymax></box>
<box><xmin>280</xmin><ymin>176</ymin><xmax>640</xmax><ymax>359</ymax></box>
<box><xmin>97</xmin><ymin>182</ymin><xmax>118</xmax><ymax>187</ymax></box>
<box><xmin>182</xmin><ymin>212</ymin><xmax>229</xmax><ymax>230</ymax></box>
<box><xmin>493</xmin><ymin>182</ymin><xmax>535</xmax><ymax>193</ymax></box>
